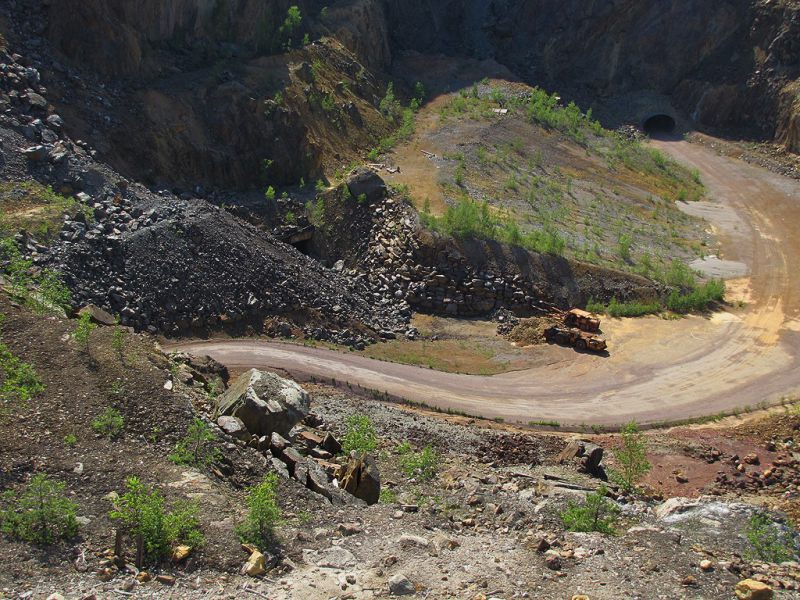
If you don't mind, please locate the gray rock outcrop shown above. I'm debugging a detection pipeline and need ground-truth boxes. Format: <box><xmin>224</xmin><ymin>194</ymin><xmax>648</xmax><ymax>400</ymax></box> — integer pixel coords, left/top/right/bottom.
<box><xmin>215</xmin><ymin>369</ymin><xmax>309</xmax><ymax>438</ymax></box>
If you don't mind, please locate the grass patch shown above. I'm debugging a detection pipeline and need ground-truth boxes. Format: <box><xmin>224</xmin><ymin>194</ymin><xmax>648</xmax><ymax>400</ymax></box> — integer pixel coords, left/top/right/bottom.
<box><xmin>587</xmin><ymin>277</ymin><xmax>725</xmax><ymax>318</ymax></box>
<box><xmin>361</xmin><ymin>338</ymin><xmax>507</xmax><ymax>375</ymax></box>
<box><xmin>421</xmin><ymin>197</ymin><xmax>565</xmax><ymax>256</ymax></box>
<box><xmin>586</xmin><ymin>297</ymin><xmax>662</xmax><ymax>318</ymax></box>
<box><xmin>0</xmin><ymin>238</ymin><xmax>72</xmax><ymax>315</ymax></box>
<box><xmin>0</xmin><ymin>181</ymin><xmax>91</xmax><ymax>242</ymax></box>
<box><xmin>528</xmin><ymin>420</ymin><xmax>561</xmax><ymax>428</ymax></box>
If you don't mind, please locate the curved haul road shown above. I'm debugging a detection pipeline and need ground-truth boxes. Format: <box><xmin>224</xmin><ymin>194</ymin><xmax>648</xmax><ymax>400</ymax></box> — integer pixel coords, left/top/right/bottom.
<box><xmin>174</xmin><ymin>139</ymin><xmax>800</xmax><ymax>427</ymax></box>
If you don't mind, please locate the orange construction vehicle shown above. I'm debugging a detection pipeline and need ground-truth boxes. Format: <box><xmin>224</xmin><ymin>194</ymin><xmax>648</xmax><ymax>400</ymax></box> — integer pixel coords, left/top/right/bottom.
<box><xmin>544</xmin><ymin>326</ymin><xmax>607</xmax><ymax>352</ymax></box>
<box><xmin>563</xmin><ymin>308</ymin><xmax>601</xmax><ymax>332</ymax></box>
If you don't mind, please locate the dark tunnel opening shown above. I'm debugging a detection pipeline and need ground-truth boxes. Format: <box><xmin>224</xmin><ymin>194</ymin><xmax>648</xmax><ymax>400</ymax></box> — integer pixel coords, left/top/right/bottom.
<box><xmin>643</xmin><ymin>114</ymin><xmax>677</xmax><ymax>137</ymax></box>
<box><xmin>291</xmin><ymin>237</ymin><xmax>314</xmax><ymax>256</ymax></box>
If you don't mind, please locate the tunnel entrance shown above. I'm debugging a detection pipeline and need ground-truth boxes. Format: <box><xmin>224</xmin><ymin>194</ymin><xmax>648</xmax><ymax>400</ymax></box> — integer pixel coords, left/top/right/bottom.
<box><xmin>643</xmin><ymin>114</ymin><xmax>677</xmax><ymax>136</ymax></box>
<box><xmin>291</xmin><ymin>236</ymin><xmax>314</xmax><ymax>256</ymax></box>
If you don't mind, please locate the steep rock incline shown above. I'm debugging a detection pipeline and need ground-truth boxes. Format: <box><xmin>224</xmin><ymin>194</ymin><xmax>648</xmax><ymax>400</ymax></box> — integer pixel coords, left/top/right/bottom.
<box><xmin>4</xmin><ymin>0</ymin><xmax>395</xmax><ymax>189</ymax></box>
<box><xmin>0</xmin><ymin>44</ymin><xmax>407</xmax><ymax>337</ymax></box>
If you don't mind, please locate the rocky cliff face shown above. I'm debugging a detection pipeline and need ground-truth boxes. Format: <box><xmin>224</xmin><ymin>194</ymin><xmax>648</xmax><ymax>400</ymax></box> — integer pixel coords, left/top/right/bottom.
<box><xmin>46</xmin><ymin>0</ymin><xmax>327</xmax><ymax>78</ymax></box>
<box><xmin>4</xmin><ymin>0</ymin><xmax>797</xmax><ymax>191</ymax></box>
<box><xmin>384</xmin><ymin>0</ymin><xmax>799</xmax><ymax>143</ymax></box>
<box><xmin>387</xmin><ymin>1</ymin><xmax>796</xmax><ymax>142</ymax></box>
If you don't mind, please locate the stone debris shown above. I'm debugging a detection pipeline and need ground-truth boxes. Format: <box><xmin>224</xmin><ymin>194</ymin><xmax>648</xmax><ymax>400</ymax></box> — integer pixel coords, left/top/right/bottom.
<box><xmin>216</xmin><ymin>369</ymin><xmax>310</xmax><ymax>438</ymax></box>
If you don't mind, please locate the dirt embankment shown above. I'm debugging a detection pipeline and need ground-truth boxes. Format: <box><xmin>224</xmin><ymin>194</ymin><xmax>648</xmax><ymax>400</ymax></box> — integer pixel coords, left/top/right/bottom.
<box><xmin>3</xmin><ymin>292</ymin><xmax>800</xmax><ymax>598</ymax></box>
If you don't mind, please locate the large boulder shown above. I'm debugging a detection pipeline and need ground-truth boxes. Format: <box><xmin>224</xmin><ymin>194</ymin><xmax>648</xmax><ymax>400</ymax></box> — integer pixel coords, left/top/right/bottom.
<box><xmin>735</xmin><ymin>579</ymin><xmax>774</xmax><ymax>600</ymax></box>
<box><xmin>346</xmin><ymin>168</ymin><xmax>386</xmax><ymax>203</ymax></box>
<box><xmin>340</xmin><ymin>452</ymin><xmax>381</xmax><ymax>505</ymax></box>
<box><xmin>215</xmin><ymin>369</ymin><xmax>309</xmax><ymax>437</ymax></box>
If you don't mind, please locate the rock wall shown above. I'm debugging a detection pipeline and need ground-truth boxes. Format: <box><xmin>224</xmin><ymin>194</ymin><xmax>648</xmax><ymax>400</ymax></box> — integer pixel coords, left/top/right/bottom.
<box><xmin>382</xmin><ymin>0</ymin><xmax>800</xmax><ymax>145</ymax></box>
<box><xmin>46</xmin><ymin>0</ymin><xmax>326</xmax><ymax>77</ymax></box>
<box><xmin>12</xmin><ymin>0</ymin><xmax>799</xmax><ymax>195</ymax></box>
<box><xmin>316</xmin><ymin>177</ymin><xmax>664</xmax><ymax>320</ymax></box>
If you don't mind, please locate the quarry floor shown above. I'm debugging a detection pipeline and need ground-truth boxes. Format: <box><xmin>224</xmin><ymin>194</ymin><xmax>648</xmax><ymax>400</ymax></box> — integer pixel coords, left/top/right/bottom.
<box><xmin>173</xmin><ymin>137</ymin><xmax>800</xmax><ymax>428</ymax></box>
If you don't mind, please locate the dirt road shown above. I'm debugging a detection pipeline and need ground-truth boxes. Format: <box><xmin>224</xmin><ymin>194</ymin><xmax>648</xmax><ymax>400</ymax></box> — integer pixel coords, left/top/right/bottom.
<box><xmin>173</xmin><ymin>138</ymin><xmax>800</xmax><ymax>427</ymax></box>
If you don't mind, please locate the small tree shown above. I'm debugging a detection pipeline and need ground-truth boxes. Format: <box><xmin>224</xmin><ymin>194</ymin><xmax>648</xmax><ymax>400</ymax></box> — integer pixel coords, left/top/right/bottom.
<box><xmin>0</xmin><ymin>474</ymin><xmax>78</xmax><ymax>544</ymax></box>
<box><xmin>560</xmin><ymin>485</ymin><xmax>619</xmax><ymax>535</ymax></box>
<box><xmin>341</xmin><ymin>414</ymin><xmax>378</xmax><ymax>455</ymax></box>
<box><xmin>170</xmin><ymin>418</ymin><xmax>221</xmax><ymax>468</ymax></box>
<box><xmin>413</xmin><ymin>81</ymin><xmax>426</xmax><ymax>103</ymax></box>
<box><xmin>237</xmin><ymin>473</ymin><xmax>281</xmax><ymax>550</ymax></box>
<box><xmin>379</xmin><ymin>82</ymin><xmax>402</xmax><ymax>122</ymax></box>
<box><xmin>92</xmin><ymin>407</ymin><xmax>124</xmax><ymax>439</ymax></box>
<box><xmin>111</xmin><ymin>326</ymin><xmax>125</xmax><ymax>358</ymax></box>
<box><xmin>110</xmin><ymin>476</ymin><xmax>203</xmax><ymax>564</ymax></box>
<box><xmin>609</xmin><ymin>421</ymin><xmax>651</xmax><ymax>494</ymax></box>
<box><xmin>746</xmin><ymin>512</ymin><xmax>799</xmax><ymax>563</ymax></box>
<box><xmin>73</xmin><ymin>312</ymin><xmax>96</xmax><ymax>351</ymax></box>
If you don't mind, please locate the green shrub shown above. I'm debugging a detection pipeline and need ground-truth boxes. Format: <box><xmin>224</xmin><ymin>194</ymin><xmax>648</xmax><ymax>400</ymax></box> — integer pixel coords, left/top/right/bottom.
<box><xmin>310</xmin><ymin>196</ymin><xmax>326</xmax><ymax>226</ymax></box>
<box><xmin>0</xmin><ymin>237</ymin><xmax>32</xmax><ymax>299</ymax></box>
<box><xmin>745</xmin><ymin>512</ymin><xmax>799</xmax><ymax>563</ymax></box>
<box><xmin>560</xmin><ymin>485</ymin><xmax>619</xmax><ymax>534</ymax></box>
<box><xmin>398</xmin><ymin>443</ymin><xmax>439</xmax><ymax>481</ymax></box>
<box><xmin>74</xmin><ymin>312</ymin><xmax>96</xmax><ymax>350</ymax></box>
<box><xmin>237</xmin><ymin>473</ymin><xmax>281</xmax><ymax>550</ymax></box>
<box><xmin>63</xmin><ymin>433</ymin><xmax>77</xmax><ymax>447</ymax></box>
<box><xmin>665</xmin><ymin>280</ymin><xmax>725</xmax><ymax>313</ymax></box>
<box><xmin>618</xmin><ymin>233</ymin><xmax>633</xmax><ymax>262</ymax></box>
<box><xmin>379</xmin><ymin>488</ymin><xmax>399</xmax><ymax>504</ymax></box>
<box><xmin>110</xmin><ymin>476</ymin><xmax>204</xmax><ymax>563</ymax></box>
<box><xmin>0</xmin><ymin>474</ymin><xmax>78</xmax><ymax>544</ymax></box>
<box><xmin>92</xmin><ymin>407</ymin><xmax>124</xmax><ymax>439</ymax></box>
<box><xmin>520</xmin><ymin>88</ymin><xmax>600</xmax><ymax>143</ymax></box>
<box><xmin>379</xmin><ymin>82</ymin><xmax>402</xmax><ymax>122</ymax></box>
<box><xmin>662</xmin><ymin>259</ymin><xmax>697</xmax><ymax>288</ymax></box>
<box><xmin>169</xmin><ymin>418</ymin><xmax>221</xmax><ymax>468</ymax></box>
<box><xmin>0</xmin><ymin>340</ymin><xmax>44</xmax><ymax>408</ymax></box>
<box><xmin>264</xmin><ymin>186</ymin><xmax>276</xmax><ymax>202</ymax></box>
<box><xmin>341</xmin><ymin>414</ymin><xmax>378</xmax><ymax>455</ymax></box>
<box><xmin>608</xmin><ymin>421</ymin><xmax>651</xmax><ymax>494</ymax></box>
<box><xmin>278</xmin><ymin>5</ymin><xmax>303</xmax><ymax>49</ymax></box>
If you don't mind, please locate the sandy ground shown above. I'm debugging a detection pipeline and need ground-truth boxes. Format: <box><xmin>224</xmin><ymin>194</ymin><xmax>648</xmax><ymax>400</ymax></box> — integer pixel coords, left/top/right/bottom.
<box><xmin>172</xmin><ymin>138</ymin><xmax>800</xmax><ymax>427</ymax></box>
